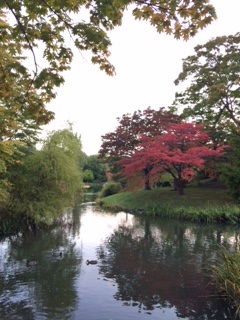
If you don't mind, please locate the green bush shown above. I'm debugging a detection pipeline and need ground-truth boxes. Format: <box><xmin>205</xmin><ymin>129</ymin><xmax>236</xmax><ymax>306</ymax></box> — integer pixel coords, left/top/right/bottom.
<box><xmin>83</xmin><ymin>169</ymin><xmax>94</xmax><ymax>182</ymax></box>
<box><xmin>98</xmin><ymin>182</ymin><xmax>122</xmax><ymax>198</ymax></box>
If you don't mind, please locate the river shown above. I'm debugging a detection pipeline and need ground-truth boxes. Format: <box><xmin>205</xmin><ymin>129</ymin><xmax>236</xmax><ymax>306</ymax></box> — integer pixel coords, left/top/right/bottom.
<box><xmin>0</xmin><ymin>190</ymin><xmax>239</xmax><ymax>319</ymax></box>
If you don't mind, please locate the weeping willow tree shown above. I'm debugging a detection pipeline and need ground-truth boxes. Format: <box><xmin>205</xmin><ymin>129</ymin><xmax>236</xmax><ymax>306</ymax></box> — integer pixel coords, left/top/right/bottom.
<box><xmin>2</xmin><ymin>124</ymin><xmax>83</xmax><ymax>231</ymax></box>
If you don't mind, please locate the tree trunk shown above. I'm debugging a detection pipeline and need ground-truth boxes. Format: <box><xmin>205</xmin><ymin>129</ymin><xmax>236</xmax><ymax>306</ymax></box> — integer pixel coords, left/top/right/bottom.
<box><xmin>144</xmin><ymin>174</ymin><xmax>151</xmax><ymax>190</ymax></box>
<box><xmin>177</xmin><ymin>179</ymin><xmax>185</xmax><ymax>195</ymax></box>
<box><xmin>173</xmin><ymin>177</ymin><xmax>178</xmax><ymax>191</ymax></box>
<box><xmin>178</xmin><ymin>186</ymin><xmax>184</xmax><ymax>195</ymax></box>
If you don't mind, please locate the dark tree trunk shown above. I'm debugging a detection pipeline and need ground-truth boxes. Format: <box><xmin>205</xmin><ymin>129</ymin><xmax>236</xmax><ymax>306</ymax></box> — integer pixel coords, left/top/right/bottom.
<box><xmin>143</xmin><ymin>167</ymin><xmax>152</xmax><ymax>190</ymax></box>
<box><xmin>144</xmin><ymin>175</ymin><xmax>151</xmax><ymax>190</ymax></box>
<box><xmin>172</xmin><ymin>177</ymin><xmax>178</xmax><ymax>191</ymax></box>
<box><xmin>177</xmin><ymin>179</ymin><xmax>185</xmax><ymax>195</ymax></box>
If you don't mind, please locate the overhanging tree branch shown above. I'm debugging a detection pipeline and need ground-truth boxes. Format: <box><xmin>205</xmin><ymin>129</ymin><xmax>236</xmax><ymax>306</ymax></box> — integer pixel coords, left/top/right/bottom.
<box><xmin>4</xmin><ymin>1</ymin><xmax>38</xmax><ymax>94</ymax></box>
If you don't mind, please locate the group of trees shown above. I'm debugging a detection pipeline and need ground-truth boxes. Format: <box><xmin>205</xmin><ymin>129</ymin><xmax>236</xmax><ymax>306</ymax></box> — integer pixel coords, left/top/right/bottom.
<box><xmin>82</xmin><ymin>155</ymin><xmax>107</xmax><ymax>183</ymax></box>
<box><xmin>1</xmin><ymin>0</ymin><xmax>237</xmax><ymax>230</ymax></box>
<box><xmin>0</xmin><ymin>119</ymin><xmax>106</xmax><ymax>232</ymax></box>
<box><xmin>119</xmin><ymin>122</ymin><xmax>224</xmax><ymax>195</ymax></box>
<box><xmin>99</xmin><ymin>32</ymin><xmax>240</xmax><ymax>197</ymax></box>
<box><xmin>99</xmin><ymin>108</ymin><xmax>225</xmax><ymax>195</ymax></box>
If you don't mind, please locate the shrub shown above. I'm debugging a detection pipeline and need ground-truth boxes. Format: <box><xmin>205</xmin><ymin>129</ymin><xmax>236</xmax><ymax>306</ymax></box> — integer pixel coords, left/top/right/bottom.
<box><xmin>162</xmin><ymin>181</ymin><xmax>171</xmax><ymax>187</ymax></box>
<box><xmin>98</xmin><ymin>182</ymin><xmax>122</xmax><ymax>198</ymax></box>
<box><xmin>83</xmin><ymin>169</ymin><xmax>94</xmax><ymax>182</ymax></box>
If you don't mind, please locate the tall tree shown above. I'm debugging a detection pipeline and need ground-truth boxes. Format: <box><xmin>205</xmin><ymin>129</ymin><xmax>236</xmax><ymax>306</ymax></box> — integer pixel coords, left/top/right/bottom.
<box><xmin>219</xmin><ymin>131</ymin><xmax>240</xmax><ymax>201</ymax></box>
<box><xmin>119</xmin><ymin>122</ymin><xmax>224</xmax><ymax>195</ymax></box>
<box><xmin>8</xmin><ymin>125</ymin><xmax>83</xmax><ymax>228</ymax></box>
<box><xmin>0</xmin><ymin>45</ymin><xmax>54</xmax><ymax>199</ymax></box>
<box><xmin>99</xmin><ymin>107</ymin><xmax>181</xmax><ymax>189</ymax></box>
<box><xmin>43</xmin><ymin>122</ymin><xmax>84</xmax><ymax>164</ymax></box>
<box><xmin>173</xmin><ymin>33</ymin><xmax>240</xmax><ymax>131</ymax></box>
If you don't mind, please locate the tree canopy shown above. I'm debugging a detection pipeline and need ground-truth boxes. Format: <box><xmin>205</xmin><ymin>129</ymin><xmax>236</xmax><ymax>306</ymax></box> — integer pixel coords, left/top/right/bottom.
<box><xmin>99</xmin><ymin>107</ymin><xmax>181</xmax><ymax>187</ymax></box>
<box><xmin>7</xmin><ymin>125</ymin><xmax>83</xmax><ymax>228</ymax></box>
<box><xmin>99</xmin><ymin>107</ymin><xmax>180</xmax><ymax>159</ymax></box>
<box><xmin>174</xmin><ymin>32</ymin><xmax>240</xmax><ymax>131</ymax></box>
<box><xmin>1</xmin><ymin>0</ymin><xmax>217</xmax><ymax>104</ymax></box>
<box><xmin>219</xmin><ymin>131</ymin><xmax>240</xmax><ymax>201</ymax></box>
<box><xmin>82</xmin><ymin>154</ymin><xmax>107</xmax><ymax>182</ymax></box>
<box><xmin>119</xmin><ymin>122</ymin><xmax>224</xmax><ymax>194</ymax></box>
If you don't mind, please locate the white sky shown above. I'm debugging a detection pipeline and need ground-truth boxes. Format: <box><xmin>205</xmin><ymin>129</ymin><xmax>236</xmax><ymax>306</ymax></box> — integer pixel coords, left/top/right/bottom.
<box><xmin>42</xmin><ymin>0</ymin><xmax>240</xmax><ymax>155</ymax></box>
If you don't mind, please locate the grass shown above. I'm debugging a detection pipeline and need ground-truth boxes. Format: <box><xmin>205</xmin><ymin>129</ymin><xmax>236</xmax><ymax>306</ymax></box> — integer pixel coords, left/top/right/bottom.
<box><xmin>212</xmin><ymin>248</ymin><xmax>240</xmax><ymax>317</ymax></box>
<box><xmin>97</xmin><ymin>187</ymin><xmax>240</xmax><ymax>224</ymax></box>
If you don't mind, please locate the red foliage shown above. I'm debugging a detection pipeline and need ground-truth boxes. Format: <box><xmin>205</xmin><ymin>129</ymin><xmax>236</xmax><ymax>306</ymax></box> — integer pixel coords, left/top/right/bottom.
<box><xmin>119</xmin><ymin>122</ymin><xmax>225</xmax><ymax>195</ymax></box>
<box><xmin>99</xmin><ymin>107</ymin><xmax>181</xmax><ymax>189</ymax></box>
<box><xmin>99</xmin><ymin>107</ymin><xmax>181</xmax><ymax>160</ymax></box>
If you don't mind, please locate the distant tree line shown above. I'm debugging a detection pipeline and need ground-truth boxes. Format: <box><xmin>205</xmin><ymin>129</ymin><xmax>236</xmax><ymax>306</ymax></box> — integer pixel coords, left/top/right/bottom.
<box><xmin>82</xmin><ymin>155</ymin><xmax>107</xmax><ymax>183</ymax></box>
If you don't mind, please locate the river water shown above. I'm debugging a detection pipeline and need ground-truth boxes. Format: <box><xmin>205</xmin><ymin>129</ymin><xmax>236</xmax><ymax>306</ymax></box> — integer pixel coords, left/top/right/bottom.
<box><xmin>0</xmin><ymin>191</ymin><xmax>239</xmax><ymax>319</ymax></box>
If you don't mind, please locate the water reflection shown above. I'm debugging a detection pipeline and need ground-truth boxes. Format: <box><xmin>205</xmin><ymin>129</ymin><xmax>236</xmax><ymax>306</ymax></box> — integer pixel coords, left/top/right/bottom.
<box><xmin>0</xmin><ymin>207</ymin><xmax>83</xmax><ymax>320</ymax></box>
<box><xmin>0</xmin><ymin>191</ymin><xmax>238</xmax><ymax>319</ymax></box>
<box><xmin>97</xmin><ymin>216</ymin><xmax>237</xmax><ymax>319</ymax></box>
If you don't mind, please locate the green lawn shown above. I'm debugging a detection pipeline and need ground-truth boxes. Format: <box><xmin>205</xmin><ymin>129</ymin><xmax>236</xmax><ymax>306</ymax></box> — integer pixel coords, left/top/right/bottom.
<box><xmin>97</xmin><ymin>187</ymin><xmax>240</xmax><ymax>224</ymax></box>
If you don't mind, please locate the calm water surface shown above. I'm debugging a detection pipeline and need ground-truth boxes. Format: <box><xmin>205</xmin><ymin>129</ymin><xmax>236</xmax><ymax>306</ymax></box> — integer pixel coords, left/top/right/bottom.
<box><xmin>0</xmin><ymin>191</ymin><xmax>239</xmax><ymax>319</ymax></box>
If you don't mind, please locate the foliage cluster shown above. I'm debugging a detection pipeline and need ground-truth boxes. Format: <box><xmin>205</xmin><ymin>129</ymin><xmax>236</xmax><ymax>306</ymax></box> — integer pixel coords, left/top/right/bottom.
<box><xmin>82</xmin><ymin>155</ymin><xmax>107</xmax><ymax>182</ymax></box>
<box><xmin>219</xmin><ymin>132</ymin><xmax>240</xmax><ymax>202</ymax></box>
<box><xmin>119</xmin><ymin>122</ymin><xmax>224</xmax><ymax>195</ymax></box>
<box><xmin>98</xmin><ymin>181</ymin><xmax>122</xmax><ymax>198</ymax></box>
<box><xmin>174</xmin><ymin>32</ymin><xmax>240</xmax><ymax>132</ymax></box>
<box><xmin>99</xmin><ymin>106</ymin><xmax>182</xmax><ymax>188</ymax></box>
<box><xmin>0</xmin><ymin>124</ymin><xmax>83</xmax><ymax>233</ymax></box>
<box><xmin>83</xmin><ymin>169</ymin><xmax>94</xmax><ymax>183</ymax></box>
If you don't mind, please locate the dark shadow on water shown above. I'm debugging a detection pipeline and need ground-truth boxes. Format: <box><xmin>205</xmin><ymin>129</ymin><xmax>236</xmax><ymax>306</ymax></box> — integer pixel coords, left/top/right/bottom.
<box><xmin>96</xmin><ymin>214</ymin><xmax>238</xmax><ymax>319</ymax></box>
<box><xmin>0</xmin><ymin>210</ymin><xmax>83</xmax><ymax>319</ymax></box>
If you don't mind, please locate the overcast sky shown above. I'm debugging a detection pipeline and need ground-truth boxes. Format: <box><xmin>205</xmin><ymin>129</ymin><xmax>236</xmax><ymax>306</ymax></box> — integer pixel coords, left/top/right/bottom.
<box><xmin>42</xmin><ymin>0</ymin><xmax>240</xmax><ymax>155</ymax></box>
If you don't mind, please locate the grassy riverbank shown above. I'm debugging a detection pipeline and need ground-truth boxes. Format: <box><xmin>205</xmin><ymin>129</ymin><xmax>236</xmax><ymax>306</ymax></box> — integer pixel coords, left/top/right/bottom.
<box><xmin>97</xmin><ymin>186</ymin><xmax>240</xmax><ymax>224</ymax></box>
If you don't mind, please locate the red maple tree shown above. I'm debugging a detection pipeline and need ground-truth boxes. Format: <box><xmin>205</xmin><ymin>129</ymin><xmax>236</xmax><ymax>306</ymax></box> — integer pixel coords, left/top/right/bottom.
<box><xmin>119</xmin><ymin>122</ymin><xmax>225</xmax><ymax>195</ymax></box>
<box><xmin>99</xmin><ymin>107</ymin><xmax>181</xmax><ymax>189</ymax></box>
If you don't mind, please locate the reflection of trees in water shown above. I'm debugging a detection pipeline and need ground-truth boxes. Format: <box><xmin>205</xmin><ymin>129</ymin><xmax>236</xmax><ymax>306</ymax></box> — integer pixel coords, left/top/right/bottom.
<box><xmin>97</xmin><ymin>216</ymin><xmax>236</xmax><ymax>318</ymax></box>
<box><xmin>80</xmin><ymin>185</ymin><xmax>102</xmax><ymax>203</ymax></box>
<box><xmin>0</xmin><ymin>212</ymin><xmax>82</xmax><ymax>320</ymax></box>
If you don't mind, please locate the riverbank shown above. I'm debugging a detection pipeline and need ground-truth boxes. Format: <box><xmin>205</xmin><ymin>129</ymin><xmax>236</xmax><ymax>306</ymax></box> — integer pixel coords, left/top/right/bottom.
<box><xmin>97</xmin><ymin>186</ymin><xmax>240</xmax><ymax>224</ymax></box>
<box><xmin>97</xmin><ymin>183</ymin><xmax>240</xmax><ymax>314</ymax></box>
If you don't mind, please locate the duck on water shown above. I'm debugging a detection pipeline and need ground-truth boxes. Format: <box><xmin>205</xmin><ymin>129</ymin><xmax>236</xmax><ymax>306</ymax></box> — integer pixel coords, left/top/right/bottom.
<box><xmin>52</xmin><ymin>252</ymin><xmax>63</xmax><ymax>257</ymax></box>
<box><xmin>86</xmin><ymin>260</ymin><xmax>98</xmax><ymax>265</ymax></box>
